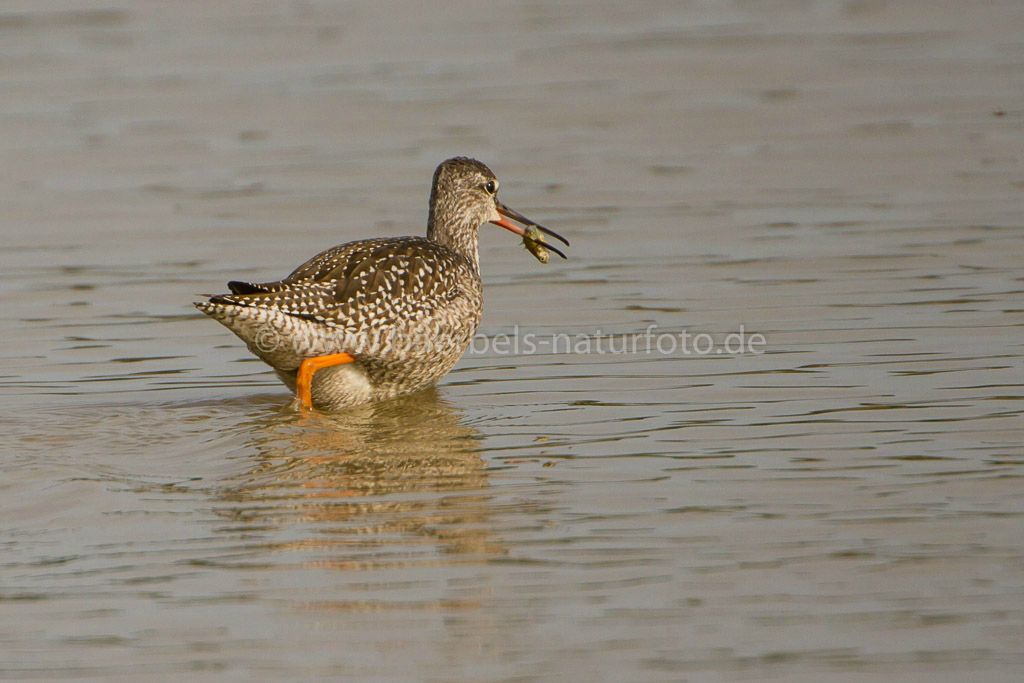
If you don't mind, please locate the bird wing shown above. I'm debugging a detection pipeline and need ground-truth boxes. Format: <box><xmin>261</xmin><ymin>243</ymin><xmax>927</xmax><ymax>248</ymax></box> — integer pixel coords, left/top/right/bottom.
<box><xmin>225</xmin><ymin>239</ymin><xmax>386</xmax><ymax>294</ymax></box>
<box><xmin>209</xmin><ymin>237</ymin><xmax>473</xmax><ymax>329</ymax></box>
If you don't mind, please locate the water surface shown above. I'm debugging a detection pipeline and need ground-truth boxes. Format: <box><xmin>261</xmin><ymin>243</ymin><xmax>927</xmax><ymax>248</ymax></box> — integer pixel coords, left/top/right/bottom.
<box><xmin>2</xmin><ymin>1</ymin><xmax>1023</xmax><ymax>680</ymax></box>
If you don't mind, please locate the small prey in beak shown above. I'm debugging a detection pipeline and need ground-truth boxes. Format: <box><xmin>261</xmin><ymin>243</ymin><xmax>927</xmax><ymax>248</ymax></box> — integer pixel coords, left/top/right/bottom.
<box><xmin>490</xmin><ymin>201</ymin><xmax>569</xmax><ymax>262</ymax></box>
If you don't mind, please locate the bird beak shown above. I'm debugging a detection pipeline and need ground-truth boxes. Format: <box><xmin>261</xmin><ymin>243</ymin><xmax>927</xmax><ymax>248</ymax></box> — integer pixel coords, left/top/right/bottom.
<box><xmin>490</xmin><ymin>202</ymin><xmax>570</xmax><ymax>257</ymax></box>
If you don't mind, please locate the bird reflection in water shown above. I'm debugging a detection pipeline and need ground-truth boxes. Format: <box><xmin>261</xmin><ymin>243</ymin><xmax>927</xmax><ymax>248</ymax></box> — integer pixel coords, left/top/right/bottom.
<box><xmin>214</xmin><ymin>389</ymin><xmax>502</xmax><ymax>568</ymax></box>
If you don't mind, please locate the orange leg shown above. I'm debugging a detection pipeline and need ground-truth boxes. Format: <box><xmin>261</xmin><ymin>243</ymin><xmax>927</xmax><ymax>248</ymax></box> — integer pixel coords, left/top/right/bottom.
<box><xmin>295</xmin><ymin>353</ymin><xmax>355</xmax><ymax>410</ymax></box>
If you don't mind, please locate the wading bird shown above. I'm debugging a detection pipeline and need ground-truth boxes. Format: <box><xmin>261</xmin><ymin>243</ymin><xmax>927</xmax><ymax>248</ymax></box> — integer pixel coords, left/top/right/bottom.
<box><xmin>196</xmin><ymin>157</ymin><xmax>569</xmax><ymax>411</ymax></box>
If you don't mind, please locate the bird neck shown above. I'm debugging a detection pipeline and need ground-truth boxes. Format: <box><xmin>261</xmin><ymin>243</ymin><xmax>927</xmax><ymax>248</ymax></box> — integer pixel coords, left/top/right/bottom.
<box><xmin>427</xmin><ymin>199</ymin><xmax>481</xmax><ymax>269</ymax></box>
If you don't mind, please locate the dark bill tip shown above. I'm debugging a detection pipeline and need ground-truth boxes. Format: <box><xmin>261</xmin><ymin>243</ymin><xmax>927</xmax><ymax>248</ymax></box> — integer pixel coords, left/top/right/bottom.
<box><xmin>496</xmin><ymin>202</ymin><xmax>570</xmax><ymax>247</ymax></box>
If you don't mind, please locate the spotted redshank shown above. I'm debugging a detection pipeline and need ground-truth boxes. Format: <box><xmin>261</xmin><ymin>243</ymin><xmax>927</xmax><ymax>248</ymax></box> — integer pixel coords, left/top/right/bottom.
<box><xmin>195</xmin><ymin>157</ymin><xmax>569</xmax><ymax>411</ymax></box>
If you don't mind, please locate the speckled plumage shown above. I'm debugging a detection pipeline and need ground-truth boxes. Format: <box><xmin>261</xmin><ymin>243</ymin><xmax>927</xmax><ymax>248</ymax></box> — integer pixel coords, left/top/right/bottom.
<box><xmin>195</xmin><ymin>157</ymin><xmax>552</xmax><ymax>411</ymax></box>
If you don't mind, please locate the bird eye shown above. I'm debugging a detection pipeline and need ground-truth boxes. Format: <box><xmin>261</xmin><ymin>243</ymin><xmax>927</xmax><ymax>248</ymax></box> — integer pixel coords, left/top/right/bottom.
<box><xmin>484</xmin><ymin>181</ymin><xmax>497</xmax><ymax>194</ymax></box>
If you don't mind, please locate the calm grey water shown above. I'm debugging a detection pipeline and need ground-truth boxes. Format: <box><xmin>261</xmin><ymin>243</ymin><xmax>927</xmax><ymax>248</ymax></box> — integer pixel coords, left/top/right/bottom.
<box><xmin>2</xmin><ymin>1</ymin><xmax>1023</xmax><ymax>680</ymax></box>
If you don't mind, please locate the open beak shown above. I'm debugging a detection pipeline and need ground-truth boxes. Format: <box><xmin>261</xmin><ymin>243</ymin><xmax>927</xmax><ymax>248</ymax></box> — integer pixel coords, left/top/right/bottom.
<box><xmin>490</xmin><ymin>201</ymin><xmax>570</xmax><ymax>259</ymax></box>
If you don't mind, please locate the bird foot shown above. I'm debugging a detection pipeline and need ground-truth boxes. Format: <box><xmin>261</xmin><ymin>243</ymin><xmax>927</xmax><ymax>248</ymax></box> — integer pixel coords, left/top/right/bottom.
<box><xmin>295</xmin><ymin>353</ymin><xmax>355</xmax><ymax>410</ymax></box>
